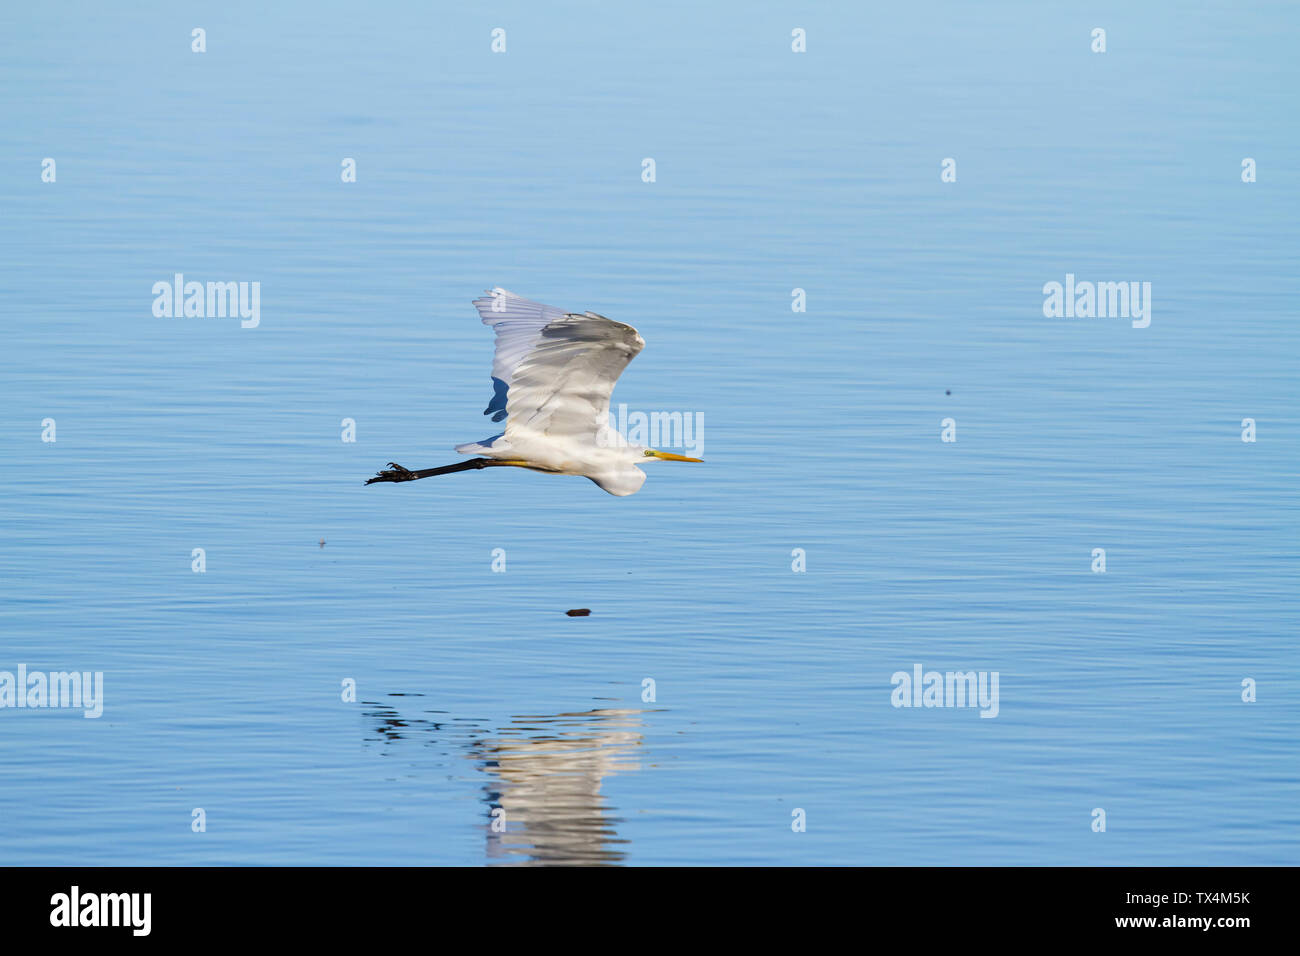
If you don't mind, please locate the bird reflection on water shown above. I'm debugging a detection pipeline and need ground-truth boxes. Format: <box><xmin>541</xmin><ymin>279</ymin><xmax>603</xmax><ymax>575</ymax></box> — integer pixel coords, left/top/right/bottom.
<box><xmin>364</xmin><ymin>700</ymin><xmax>646</xmax><ymax>865</ymax></box>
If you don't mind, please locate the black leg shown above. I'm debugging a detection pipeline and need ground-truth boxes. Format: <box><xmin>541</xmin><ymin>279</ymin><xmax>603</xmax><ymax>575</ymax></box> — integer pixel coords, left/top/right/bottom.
<box><xmin>365</xmin><ymin>459</ymin><xmax>492</xmax><ymax>485</ymax></box>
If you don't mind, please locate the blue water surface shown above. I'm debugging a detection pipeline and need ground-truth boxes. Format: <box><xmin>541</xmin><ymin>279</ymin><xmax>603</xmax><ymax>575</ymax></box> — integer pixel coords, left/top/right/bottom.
<box><xmin>0</xmin><ymin>1</ymin><xmax>1296</xmax><ymax>865</ymax></box>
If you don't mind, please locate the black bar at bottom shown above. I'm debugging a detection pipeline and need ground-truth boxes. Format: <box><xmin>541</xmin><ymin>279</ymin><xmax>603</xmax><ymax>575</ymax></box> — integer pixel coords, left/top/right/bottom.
<box><xmin>0</xmin><ymin>866</ymin><xmax>1275</xmax><ymax>941</ymax></box>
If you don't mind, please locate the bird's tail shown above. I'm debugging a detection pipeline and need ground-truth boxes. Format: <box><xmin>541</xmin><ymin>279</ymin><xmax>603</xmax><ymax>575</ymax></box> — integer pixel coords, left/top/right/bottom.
<box><xmin>454</xmin><ymin>435</ymin><xmax>513</xmax><ymax>456</ymax></box>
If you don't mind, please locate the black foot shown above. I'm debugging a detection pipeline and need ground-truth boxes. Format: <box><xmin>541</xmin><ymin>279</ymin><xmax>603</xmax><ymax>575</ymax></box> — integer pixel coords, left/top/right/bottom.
<box><xmin>365</xmin><ymin>462</ymin><xmax>416</xmax><ymax>485</ymax></box>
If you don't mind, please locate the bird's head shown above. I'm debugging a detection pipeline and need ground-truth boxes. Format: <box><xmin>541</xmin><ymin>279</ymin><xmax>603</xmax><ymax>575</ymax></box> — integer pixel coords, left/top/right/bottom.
<box><xmin>641</xmin><ymin>448</ymin><xmax>703</xmax><ymax>464</ymax></box>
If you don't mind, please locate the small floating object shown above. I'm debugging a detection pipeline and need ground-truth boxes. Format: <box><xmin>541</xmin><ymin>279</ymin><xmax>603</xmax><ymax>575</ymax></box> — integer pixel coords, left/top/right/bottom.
<box><xmin>319</xmin><ymin>538</ymin><xmax>326</xmax><ymax>548</ymax></box>
<box><xmin>565</xmin><ymin>608</ymin><xmax>591</xmax><ymax>617</ymax></box>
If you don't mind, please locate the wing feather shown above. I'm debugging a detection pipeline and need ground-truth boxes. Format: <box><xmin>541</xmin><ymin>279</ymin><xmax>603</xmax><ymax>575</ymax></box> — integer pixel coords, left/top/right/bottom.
<box><xmin>470</xmin><ymin>289</ymin><xmax>645</xmax><ymax>446</ymax></box>
<box><xmin>506</xmin><ymin>312</ymin><xmax>644</xmax><ymax>445</ymax></box>
<box><xmin>471</xmin><ymin>288</ymin><xmax>568</xmax><ymax>422</ymax></box>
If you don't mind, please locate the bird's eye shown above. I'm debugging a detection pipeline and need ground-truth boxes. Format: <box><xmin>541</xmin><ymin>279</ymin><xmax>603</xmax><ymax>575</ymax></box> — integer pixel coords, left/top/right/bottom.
<box><xmin>643</xmin><ymin>449</ymin><xmax>654</xmax><ymax>457</ymax></box>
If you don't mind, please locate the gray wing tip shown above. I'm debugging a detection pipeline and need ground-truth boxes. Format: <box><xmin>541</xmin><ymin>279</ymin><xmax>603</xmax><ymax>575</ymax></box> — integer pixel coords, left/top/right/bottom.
<box><xmin>559</xmin><ymin>311</ymin><xmax>645</xmax><ymax>355</ymax></box>
<box><xmin>562</xmin><ymin>310</ymin><xmax>641</xmax><ymax>336</ymax></box>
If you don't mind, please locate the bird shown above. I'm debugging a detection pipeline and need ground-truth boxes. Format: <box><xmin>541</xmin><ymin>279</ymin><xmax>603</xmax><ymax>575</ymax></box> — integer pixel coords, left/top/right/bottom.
<box><xmin>365</xmin><ymin>288</ymin><xmax>702</xmax><ymax>496</ymax></box>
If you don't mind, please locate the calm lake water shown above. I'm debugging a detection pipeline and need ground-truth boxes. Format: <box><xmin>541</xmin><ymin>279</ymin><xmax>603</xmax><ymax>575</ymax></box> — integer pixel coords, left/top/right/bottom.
<box><xmin>1</xmin><ymin>2</ymin><xmax>1297</xmax><ymax>865</ymax></box>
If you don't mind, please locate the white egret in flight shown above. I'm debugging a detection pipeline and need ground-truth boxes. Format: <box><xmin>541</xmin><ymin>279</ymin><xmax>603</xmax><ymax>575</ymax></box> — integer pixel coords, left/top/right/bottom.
<box><xmin>366</xmin><ymin>289</ymin><xmax>702</xmax><ymax>496</ymax></box>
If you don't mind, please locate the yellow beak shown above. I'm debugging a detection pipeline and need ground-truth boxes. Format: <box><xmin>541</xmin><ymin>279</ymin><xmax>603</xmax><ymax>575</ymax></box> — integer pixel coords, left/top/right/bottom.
<box><xmin>646</xmin><ymin>450</ymin><xmax>703</xmax><ymax>462</ymax></box>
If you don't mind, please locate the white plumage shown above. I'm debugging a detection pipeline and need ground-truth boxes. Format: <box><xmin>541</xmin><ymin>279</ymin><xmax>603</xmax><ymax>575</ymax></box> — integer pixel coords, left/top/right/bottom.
<box><xmin>367</xmin><ymin>288</ymin><xmax>701</xmax><ymax>496</ymax></box>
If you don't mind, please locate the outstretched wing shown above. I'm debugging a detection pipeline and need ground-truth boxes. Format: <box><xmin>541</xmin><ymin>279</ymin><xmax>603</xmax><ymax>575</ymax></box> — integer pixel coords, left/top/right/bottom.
<box><xmin>470</xmin><ymin>288</ymin><xmax>644</xmax><ymax>448</ymax></box>
<box><xmin>504</xmin><ymin>311</ymin><xmax>644</xmax><ymax>448</ymax></box>
<box><xmin>472</xmin><ymin>288</ymin><xmax>569</xmax><ymax>422</ymax></box>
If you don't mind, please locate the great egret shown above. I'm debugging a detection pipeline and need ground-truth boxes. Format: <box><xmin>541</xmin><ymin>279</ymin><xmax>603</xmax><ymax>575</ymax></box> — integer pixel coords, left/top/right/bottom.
<box><xmin>366</xmin><ymin>288</ymin><xmax>702</xmax><ymax>496</ymax></box>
